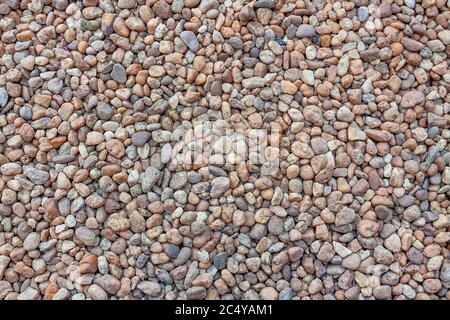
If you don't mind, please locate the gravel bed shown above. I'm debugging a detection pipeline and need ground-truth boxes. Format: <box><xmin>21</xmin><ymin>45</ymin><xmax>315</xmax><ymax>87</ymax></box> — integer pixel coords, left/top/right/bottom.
<box><xmin>0</xmin><ymin>0</ymin><xmax>449</xmax><ymax>300</ymax></box>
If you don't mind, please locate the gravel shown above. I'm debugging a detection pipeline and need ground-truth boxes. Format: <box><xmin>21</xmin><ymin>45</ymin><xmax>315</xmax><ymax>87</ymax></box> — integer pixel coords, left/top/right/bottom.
<box><xmin>0</xmin><ymin>0</ymin><xmax>449</xmax><ymax>301</ymax></box>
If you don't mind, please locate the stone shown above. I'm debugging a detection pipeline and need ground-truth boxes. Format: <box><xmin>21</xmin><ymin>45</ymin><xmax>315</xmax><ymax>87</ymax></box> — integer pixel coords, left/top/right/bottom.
<box><xmin>149</xmin><ymin>66</ymin><xmax>166</xmax><ymax>77</ymax></box>
<box><xmin>88</xmin><ymin>284</ymin><xmax>108</xmax><ymax>300</ymax></box>
<box><xmin>333</xmin><ymin>242</ymin><xmax>352</xmax><ymax>258</ymax></box>
<box><xmin>47</xmin><ymin>78</ymin><xmax>63</xmax><ymax>94</ymax></box>
<box><xmin>260</xmin><ymin>287</ymin><xmax>278</xmax><ymax>300</ymax></box>
<box><xmin>141</xmin><ymin>167</ymin><xmax>161</xmax><ymax>192</ymax></box>
<box><xmin>165</xmin><ymin>244</ymin><xmax>179</xmax><ymax>258</ymax></box>
<box><xmin>186</xmin><ymin>286</ymin><xmax>207</xmax><ymax>300</ymax></box>
<box><xmin>213</xmin><ymin>252</ymin><xmax>227</xmax><ymax>270</ymax></box>
<box><xmin>75</xmin><ymin>227</ymin><xmax>97</xmax><ymax>246</ymax></box>
<box><xmin>360</xmin><ymin>48</ymin><xmax>379</xmax><ymax>62</ymax></box>
<box><xmin>377</xmin><ymin>1</ymin><xmax>392</xmax><ymax>18</ymax></box>
<box><xmin>17</xmin><ymin>287</ymin><xmax>40</xmax><ymax>300</ymax></box>
<box><xmin>210</xmin><ymin>177</ymin><xmax>230</xmax><ymax>198</ymax></box>
<box><xmin>86</xmin><ymin>132</ymin><xmax>104</xmax><ymax>145</ymax></box>
<box><xmin>292</xmin><ymin>142</ymin><xmax>314</xmax><ymax>159</ymax></box>
<box><xmin>303</xmin><ymin>105</ymin><xmax>323</xmax><ymax>126</ymax></box>
<box><xmin>137</xmin><ymin>281</ymin><xmax>161</xmax><ymax>296</ymax></box>
<box><xmin>401</xmin><ymin>38</ymin><xmax>424</xmax><ymax>51</ymax></box>
<box><xmin>118</xmin><ymin>0</ymin><xmax>136</xmax><ymax>9</ymax></box>
<box><xmin>199</xmin><ymin>0</ymin><xmax>219</xmax><ymax>12</ymax></box>
<box><xmin>96</xmin><ymin>103</ymin><xmax>114</xmax><ymax>120</ymax></box>
<box><xmin>351</xmin><ymin>179</ymin><xmax>369</xmax><ymax>196</ymax></box>
<box><xmin>254</xmin><ymin>0</ymin><xmax>275</xmax><ymax>9</ymax></box>
<box><xmin>0</xmin><ymin>88</ymin><xmax>9</xmax><ymax>108</ymax></box>
<box><xmin>0</xmin><ymin>256</ymin><xmax>11</xmax><ymax>280</ymax></box>
<box><xmin>374</xmin><ymin>246</ymin><xmax>395</xmax><ymax>265</ymax></box>
<box><xmin>111</xmin><ymin>64</ymin><xmax>127</xmax><ymax>84</ymax></box>
<box><xmin>24</xmin><ymin>167</ymin><xmax>50</xmax><ymax>185</ymax></box>
<box><xmin>400</xmin><ymin>91</ymin><xmax>425</xmax><ymax>108</ymax></box>
<box><xmin>132</xmin><ymin>131</ymin><xmax>151</xmax><ymax>146</ymax></box>
<box><xmin>170</xmin><ymin>172</ymin><xmax>188</xmax><ymax>190</ymax></box>
<box><xmin>373</xmin><ymin>285</ymin><xmax>392</xmax><ymax>300</ymax></box>
<box><xmin>1</xmin><ymin>163</ymin><xmax>22</xmax><ymax>175</ymax></box>
<box><xmin>404</xmin><ymin>0</ymin><xmax>415</xmax><ymax>8</ymax></box>
<box><xmin>335</xmin><ymin>208</ymin><xmax>357</xmax><ymax>227</ymax></box>
<box><xmin>302</xmin><ymin>70</ymin><xmax>315</xmax><ymax>85</ymax></box>
<box><xmin>96</xmin><ymin>274</ymin><xmax>121</xmax><ymax>294</ymax></box>
<box><xmin>296</xmin><ymin>24</ymin><xmax>316</xmax><ymax>38</ymax></box>
<box><xmin>423</xmin><ymin>279</ymin><xmax>442</xmax><ymax>294</ymax></box>
<box><xmin>106</xmin><ymin>139</ymin><xmax>125</xmax><ymax>158</ymax></box>
<box><xmin>348</xmin><ymin>123</ymin><xmax>367</xmax><ymax>141</ymax></box>
<box><xmin>242</xmin><ymin>77</ymin><xmax>265</xmax><ymax>89</ymax></box>
<box><xmin>161</xmin><ymin>143</ymin><xmax>172</xmax><ymax>164</ymax></box>
<box><xmin>357</xmin><ymin>220</ymin><xmax>379</xmax><ymax>237</ymax></box>
<box><xmin>341</xmin><ymin>253</ymin><xmax>361</xmax><ymax>270</ymax></box>
<box><xmin>278</xmin><ymin>287</ymin><xmax>294</xmax><ymax>300</ymax></box>
<box><xmin>357</xmin><ymin>6</ymin><xmax>369</xmax><ymax>21</ymax></box>
<box><xmin>280</xmin><ymin>80</ymin><xmax>297</xmax><ymax>95</ymax></box>
<box><xmin>180</xmin><ymin>31</ymin><xmax>200</xmax><ymax>52</ymax></box>
<box><xmin>53</xmin><ymin>0</ymin><xmax>69</xmax><ymax>10</ymax></box>
<box><xmin>23</xmin><ymin>232</ymin><xmax>40</xmax><ymax>251</ymax></box>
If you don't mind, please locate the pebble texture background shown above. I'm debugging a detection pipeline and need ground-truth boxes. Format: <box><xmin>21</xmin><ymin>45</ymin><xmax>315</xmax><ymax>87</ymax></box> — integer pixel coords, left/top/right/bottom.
<box><xmin>0</xmin><ymin>0</ymin><xmax>449</xmax><ymax>300</ymax></box>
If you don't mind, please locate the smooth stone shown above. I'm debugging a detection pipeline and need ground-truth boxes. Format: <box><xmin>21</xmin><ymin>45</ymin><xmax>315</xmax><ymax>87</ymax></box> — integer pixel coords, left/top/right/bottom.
<box><xmin>180</xmin><ymin>31</ymin><xmax>200</xmax><ymax>52</ymax></box>
<box><xmin>111</xmin><ymin>64</ymin><xmax>127</xmax><ymax>83</ymax></box>
<box><xmin>296</xmin><ymin>24</ymin><xmax>316</xmax><ymax>38</ymax></box>
<box><xmin>132</xmin><ymin>131</ymin><xmax>151</xmax><ymax>146</ymax></box>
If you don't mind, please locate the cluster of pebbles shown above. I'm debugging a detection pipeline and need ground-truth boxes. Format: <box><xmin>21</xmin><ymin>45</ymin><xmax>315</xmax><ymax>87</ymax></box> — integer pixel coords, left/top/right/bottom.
<box><xmin>0</xmin><ymin>0</ymin><xmax>449</xmax><ymax>300</ymax></box>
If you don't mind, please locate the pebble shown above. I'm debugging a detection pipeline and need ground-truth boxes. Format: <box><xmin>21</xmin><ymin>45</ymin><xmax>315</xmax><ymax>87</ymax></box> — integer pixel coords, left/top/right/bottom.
<box><xmin>335</xmin><ymin>208</ymin><xmax>357</xmax><ymax>227</ymax></box>
<box><xmin>132</xmin><ymin>131</ymin><xmax>151</xmax><ymax>146</ymax></box>
<box><xmin>17</xmin><ymin>287</ymin><xmax>39</xmax><ymax>300</ymax></box>
<box><xmin>165</xmin><ymin>244</ymin><xmax>180</xmax><ymax>258</ymax></box>
<box><xmin>357</xmin><ymin>6</ymin><xmax>369</xmax><ymax>22</ymax></box>
<box><xmin>242</xmin><ymin>77</ymin><xmax>265</xmax><ymax>89</ymax></box>
<box><xmin>400</xmin><ymin>90</ymin><xmax>425</xmax><ymax>108</ymax></box>
<box><xmin>213</xmin><ymin>252</ymin><xmax>228</xmax><ymax>270</ymax></box>
<box><xmin>75</xmin><ymin>227</ymin><xmax>97</xmax><ymax>246</ymax></box>
<box><xmin>24</xmin><ymin>167</ymin><xmax>50</xmax><ymax>185</ymax></box>
<box><xmin>297</xmin><ymin>24</ymin><xmax>316</xmax><ymax>38</ymax></box>
<box><xmin>186</xmin><ymin>286</ymin><xmax>207</xmax><ymax>300</ymax></box>
<box><xmin>23</xmin><ymin>232</ymin><xmax>40</xmax><ymax>251</ymax></box>
<box><xmin>137</xmin><ymin>281</ymin><xmax>161</xmax><ymax>296</ymax></box>
<box><xmin>87</xmin><ymin>284</ymin><xmax>108</xmax><ymax>300</ymax></box>
<box><xmin>404</xmin><ymin>0</ymin><xmax>416</xmax><ymax>8</ymax></box>
<box><xmin>153</xmin><ymin>0</ymin><xmax>172</xmax><ymax>19</ymax></box>
<box><xmin>0</xmin><ymin>88</ymin><xmax>9</xmax><ymax>108</ymax></box>
<box><xmin>86</xmin><ymin>132</ymin><xmax>104</xmax><ymax>145</ymax></box>
<box><xmin>141</xmin><ymin>167</ymin><xmax>161</xmax><ymax>192</ymax></box>
<box><xmin>161</xmin><ymin>143</ymin><xmax>172</xmax><ymax>164</ymax></box>
<box><xmin>373</xmin><ymin>286</ymin><xmax>392</xmax><ymax>300</ymax></box>
<box><xmin>302</xmin><ymin>70</ymin><xmax>315</xmax><ymax>85</ymax></box>
<box><xmin>111</xmin><ymin>64</ymin><xmax>127</xmax><ymax>84</ymax></box>
<box><xmin>254</xmin><ymin>0</ymin><xmax>275</xmax><ymax>9</ymax></box>
<box><xmin>210</xmin><ymin>177</ymin><xmax>230</xmax><ymax>198</ymax></box>
<box><xmin>0</xmin><ymin>256</ymin><xmax>10</xmax><ymax>279</ymax></box>
<box><xmin>180</xmin><ymin>31</ymin><xmax>200</xmax><ymax>53</ymax></box>
<box><xmin>118</xmin><ymin>0</ymin><xmax>136</xmax><ymax>9</ymax></box>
